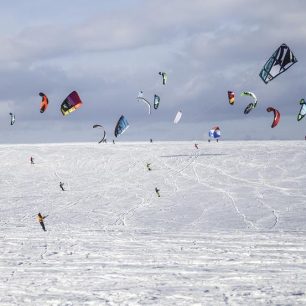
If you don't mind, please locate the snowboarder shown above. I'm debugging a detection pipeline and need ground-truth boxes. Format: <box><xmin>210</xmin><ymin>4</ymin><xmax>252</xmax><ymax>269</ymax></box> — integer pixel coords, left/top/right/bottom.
<box><xmin>155</xmin><ymin>187</ymin><xmax>160</xmax><ymax>197</ymax></box>
<box><xmin>37</xmin><ymin>213</ymin><xmax>47</xmax><ymax>231</ymax></box>
<box><xmin>30</xmin><ymin>157</ymin><xmax>34</xmax><ymax>164</ymax></box>
<box><xmin>194</xmin><ymin>143</ymin><xmax>199</xmax><ymax>149</ymax></box>
<box><xmin>59</xmin><ymin>182</ymin><xmax>65</xmax><ymax>191</ymax></box>
<box><xmin>147</xmin><ymin>163</ymin><xmax>152</xmax><ymax>171</ymax></box>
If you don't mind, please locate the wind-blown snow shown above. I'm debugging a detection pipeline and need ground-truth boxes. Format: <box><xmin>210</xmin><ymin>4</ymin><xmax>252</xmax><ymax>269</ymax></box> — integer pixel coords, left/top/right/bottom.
<box><xmin>1</xmin><ymin>141</ymin><xmax>306</xmax><ymax>305</ymax></box>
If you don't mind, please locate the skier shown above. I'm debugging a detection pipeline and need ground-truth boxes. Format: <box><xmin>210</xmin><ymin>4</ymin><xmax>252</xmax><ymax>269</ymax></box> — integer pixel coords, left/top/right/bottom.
<box><xmin>155</xmin><ymin>187</ymin><xmax>160</xmax><ymax>197</ymax></box>
<box><xmin>59</xmin><ymin>182</ymin><xmax>65</xmax><ymax>191</ymax></box>
<box><xmin>147</xmin><ymin>163</ymin><xmax>152</xmax><ymax>171</ymax></box>
<box><xmin>194</xmin><ymin>143</ymin><xmax>199</xmax><ymax>149</ymax></box>
<box><xmin>30</xmin><ymin>156</ymin><xmax>34</xmax><ymax>164</ymax></box>
<box><xmin>37</xmin><ymin>213</ymin><xmax>47</xmax><ymax>231</ymax></box>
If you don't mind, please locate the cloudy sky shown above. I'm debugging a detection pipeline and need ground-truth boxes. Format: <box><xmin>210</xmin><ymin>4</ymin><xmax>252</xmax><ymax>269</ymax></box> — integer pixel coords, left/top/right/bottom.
<box><xmin>0</xmin><ymin>0</ymin><xmax>305</xmax><ymax>143</ymax></box>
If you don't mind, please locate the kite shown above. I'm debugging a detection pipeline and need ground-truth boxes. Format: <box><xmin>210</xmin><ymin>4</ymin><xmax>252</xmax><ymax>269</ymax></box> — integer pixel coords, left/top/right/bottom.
<box><xmin>153</xmin><ymin>94</ymin><xmax>160</xmax><ymax>109</ymax></box>
<box><xmin>209</xmin><ymin>126</ymin><xmax>221</xmax><ymax>139</ymax></box>
<box><xmin>93</xmin><ymin>124</ymin><xmax>106</xmax><ymax>143</ymax></box>
<box><xmin>39</xmin><ymin>92</ymin><xmax>49</xmax><ymax>113</ymax></box>
<box><xmin>174</xmin><ymin>111</ymin><xmax>182</xmax><ymax>124</ymax></box>
<box><xmin>259</xmin><ymin>43</ymin><xmax>297</xmax><ymax>84</ymax></box>
<box><xmin>241</xmin><ymin>91</ymin><xmax>258</xmax><ymax>114</ymax></box>
<box><xmin>114</xmin><ymin>115</ymin><xmax>129</xmax><ymax>137</ymax></box>
<box><xmin>297</xmin><ymin>99</ymin><xmax>306</xmax><ymax>121</ymax></box>
<box><xmin>60</xmin><ymin>91</ymin><xmax>83</xmax><ymax>116</ymax></box>
<box><xmin>137</xmin><ymin>91</ymin><xmax>151</xmax><ymax>115</ymax></box>
<box><xmin>267</xmin><ymin>107</ymin><xmax>280</xmax><ymax>128</ymax></box>
<box><xmin>159</xmin><ymin>72</ymin><xmax>167</xmax><ymax>85</ymax></box>
<box><xmin>9</xmin><ymin>113</ymin><xmax>15</xmax><ymax>125</ymax></box>
<box><xmin>228</xmin><ymin>91</ymin><xmax>235</xmax><ymax>105</ymax></box>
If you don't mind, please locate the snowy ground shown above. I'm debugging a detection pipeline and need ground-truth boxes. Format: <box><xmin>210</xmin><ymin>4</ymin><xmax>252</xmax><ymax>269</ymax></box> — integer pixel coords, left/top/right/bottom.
<box><xmin>1</xmin><ymin>141</ymin><xmax>306</xmax><ymax>305</ymax></box>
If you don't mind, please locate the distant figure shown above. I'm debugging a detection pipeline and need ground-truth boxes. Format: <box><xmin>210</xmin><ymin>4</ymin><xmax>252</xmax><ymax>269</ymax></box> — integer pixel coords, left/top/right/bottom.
<box><xmin>305</xmin><ymin>136</ymin><xmax>306</xmax><ymax>140</ymax></box>
<box><xmin>113</xmin><ymin>139</ymin><xmax>115</xmax><ymax>144</ymax></box>
<box><xmin>150</xmin><ymin>138</ymin><xmax>153</xmax><ymax>143</ymax></box>
<box><xmin>208</xmin><ymin>139</ymin><xmax>211</xmax><ymax>143</ymax></box>
<box><xmin>194</xmin><ymin>143</ymin><xmax>198</xmax><ymax>149</ymax></box>
<box><xmin>37</xmin><ymin>213</ymin><xmax>48</xmax><ymax>232</ymax></box>
<box><xmin>59</xmin><ymin>182</ymin><xmax>65</xmax><ymax>191</ymax></box>
<box><xmin>155</xmin><ymin>187</ymin><xmax>160</xmax><ymax>197</ymax></box>
<box><xmin>30</xmin><ymin>157</ymin><xmax>34</xmax><ymax>164</ymax></box>
<box><xmin>216</xmin><ymin>139</ymin><xmax>219</xmax><ymax>143</ymax></box>
<box><xmin>147</xmin><ymin>163</ymin><xmax>152</xmax><ymax>171</ymax></box>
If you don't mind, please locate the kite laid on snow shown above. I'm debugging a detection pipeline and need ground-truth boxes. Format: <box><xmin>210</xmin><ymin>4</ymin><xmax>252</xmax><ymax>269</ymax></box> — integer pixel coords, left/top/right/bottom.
<box><xmin>241</xmin><ymin>91</ymin><xmax>258</xmax><ymax>114</ymax></box>
<box><xmin>297</xmin><ymin>99</ymin><xmax>306</xmax><ymax>121</ymax></box>
<box><xmin>159</xmin><ymin>72</ymin><xmax>167</xmax><ymax>85</ymax></box>
<box><xmin>60</xmin><ymin>91</ymin><xmax>83</xmax><ymax>116</ymax></box>
<box><xmin>114</xmin><ymin>115</ymin><xmax>129</xmax><ymax>137</ymax></box>
<box><xmin>228</xmin><ymin>91</ymin><xmax>235</xmax><ymax>105</ymax></box>
<box><xmin>93</xmin><ymin>124</ymin><xmax>106</xmax><ymax>143</ymax></box>
<box><xmin>267</xmin><ymin>107</ymin><xmax>280</xmax><ymax>128</ymax></box>
<box><xmin>39</xmin><ymin>92</ymin><xmax>49</xmax><ymax>113</ymax></box>
<box><xmin>259</xmin><ymin>43</ymin><xmax>297</xmax><ymax>84</ymax></box>
<box><xmin>174</xmin><ymin>111</ymin><xmax>182</xmax><ymax>124</ymax></box>
<box><xmin>209</xmin><ymin>126</ymin><xmax>221</xmax><ymax>139</ymax></box>
<box><xmin>9</xmin><ymin>112</ymin><xmax>15</xmax><ymax>125</ymax></box>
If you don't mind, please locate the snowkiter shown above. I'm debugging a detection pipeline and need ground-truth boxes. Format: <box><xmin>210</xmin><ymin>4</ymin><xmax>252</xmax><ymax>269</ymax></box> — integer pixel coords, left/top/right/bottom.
<box><xmin>194</xmin><ymin>143</ymin><xmax>199</xmax><ymax>149</ymax></box>
<box><xmin>59</xmin><ymin>182</ymin><xmax>65</xmax><ymax>191</ymax></box>
<box><xmin>37</xmin><ymin>213</ymin><xmax>47</xmax><ymax>231</ymax></box>
<box><xmin>147</xmin><ymin>163</ymin><xmax>152</xmax><ymax>171</ymax></box>
<box><xmin>155</xmin><ymin>187</ymin><xmax>160</xmax><ymax>197</ymax></box>
<box><xmin>30</xmin><ymin>157</ymin><xmax>34</xmax><ymax>164</ymax></box>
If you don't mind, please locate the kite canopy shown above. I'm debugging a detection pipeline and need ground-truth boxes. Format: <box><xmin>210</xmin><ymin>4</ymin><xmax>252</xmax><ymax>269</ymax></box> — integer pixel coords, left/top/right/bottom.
<box><xmin>241</xmin><ymin>91</ymin><xmax>258</xmax><ymax>114</ymax></box>
<box><xmin>209</xmin><ymin>126</ymin><xmax>221</xmax><ymax>139</ymax></box>
<box><xmin>153</xmin><ymin>94</ymin><xmax>160</xmax><ymax>109</ymax></box>
<box><xmin>137</xmin><ymin>91</ymin><xmax>151</xmax><ymax>115</ymax></box>
<box><xmin>60</xmin><ymin>91</ymin><xmax>83</xmax><ymax>116</ymax></box>
<box><xmin>267</xmin><ymin>107</ymin><xmax>280</xmax><ymax>128</ymax></box>
<box><xmin>93</xmin><ymin>124</ymin><xmax>106</xmax><ymax>143</ymax></box>
<box><xmin>297</xmin><ymin>99</ymin><xmax>306</xmax><ymax>121</ymax></box>
<box><xmin>158</xmin><ymin>72</ymin><xmax>167</xmax><ymax>85</ymax></box>
<box><xmin>39</xmin><ymin>92</ymin><xmax>49</xmax><ymax>113</ymax></box>
<box><xmin>114</xmin><ymin>115</ymin><xmax>129</xmax><ymax>137</ymax></box>
<box><xmin>174</xmin><ymin>111</ymin><xmax>182</xmax><ymax>124</ymax></box>
<box><xmin>9</xmin><ymin>112</ymin><xmax>15</xmax><ymax>125</ymax></box>
<box><xmin>259</xmin><ymin>43</ymin><xmax>297</xmax><ymax>84</ymax></box>
<box><xmin>228</xmin><ymin>91</ymin><xmax>235</xmax><ymax>105</ymax></box>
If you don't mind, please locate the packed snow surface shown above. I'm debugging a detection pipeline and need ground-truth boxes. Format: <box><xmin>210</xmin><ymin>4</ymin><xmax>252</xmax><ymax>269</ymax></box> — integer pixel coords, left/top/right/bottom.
<box><xmin>1</xmin><ymin>141</ymin><xmax>306</xmax><ymax>305</ymax></box>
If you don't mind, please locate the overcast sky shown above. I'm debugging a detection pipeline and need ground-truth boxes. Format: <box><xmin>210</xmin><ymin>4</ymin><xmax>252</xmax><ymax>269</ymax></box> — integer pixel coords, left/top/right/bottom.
<box><xmin>0</xmin><ymin>0</ymin><xmax>305</xmax><ymax>143</ymax></box>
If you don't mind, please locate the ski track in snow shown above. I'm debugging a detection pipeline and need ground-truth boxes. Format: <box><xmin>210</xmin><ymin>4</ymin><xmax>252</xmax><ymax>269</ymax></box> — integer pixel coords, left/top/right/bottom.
<box><xmin>1</xmin><ymin>141</ymin><xmax>306</xmax><ymax>305</ymax></box>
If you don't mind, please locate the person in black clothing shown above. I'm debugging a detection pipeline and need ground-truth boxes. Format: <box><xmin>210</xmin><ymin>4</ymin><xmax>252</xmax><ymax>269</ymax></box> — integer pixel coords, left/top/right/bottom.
<box><xmin>59</xmin><ymin>182</ymin><xmax>65</xmax><ymax>191</ymax></box>
<box><xmin>30</xmin><ymin>157</ymin><xmax>34</xmax><ymax>164</ymax></box>
<box><xmin>155</xmin><ymin>187</ymin><xmax>160</xmax><ymax>197</ymax></box>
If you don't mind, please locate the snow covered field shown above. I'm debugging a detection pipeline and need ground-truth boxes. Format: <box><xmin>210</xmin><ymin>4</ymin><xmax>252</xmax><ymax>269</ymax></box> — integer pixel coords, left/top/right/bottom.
<box><xmin>1</xmin><ymin>141</ymin><xmax>306</xmax><ymax>305</ymax></box>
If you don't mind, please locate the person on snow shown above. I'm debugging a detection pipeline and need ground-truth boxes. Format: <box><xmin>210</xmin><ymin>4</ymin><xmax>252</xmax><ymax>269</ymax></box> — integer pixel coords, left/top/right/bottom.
<box><xmin>147</xmin><ymin>163</ymin><xmax>152</xmax><ymax>171</ymax></box>
<box><xmin>155</xmin><ymin>187</ymin><xmax>160</xmax><ymax>197</ymax></box>
<box><xmin>194</xmin><ymin>143</ymin><xmax>199</xmax><ymax>149</ymax></box>
<box><xmin>59</xmin><ymin>182</ymin><xmax>65</xmax><ymax>191</ymax></box>
<box><xmin>30</xmin><ymin>157</ymin><xmax>34</xmax><ymax>164</ymax></box>
<box><xmin>37</xmin><ymin>213</ymin><xmax>48</xmax><ymax>231</ymax></box>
